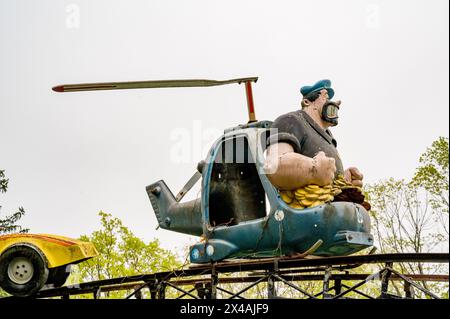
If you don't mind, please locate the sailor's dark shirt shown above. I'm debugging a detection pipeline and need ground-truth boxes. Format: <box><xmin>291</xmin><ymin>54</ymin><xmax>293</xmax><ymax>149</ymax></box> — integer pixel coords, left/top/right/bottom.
<box><xmin>267</xmin><ymin>109</ymin><xmax>344</xmax><ymax>177</ymax></box>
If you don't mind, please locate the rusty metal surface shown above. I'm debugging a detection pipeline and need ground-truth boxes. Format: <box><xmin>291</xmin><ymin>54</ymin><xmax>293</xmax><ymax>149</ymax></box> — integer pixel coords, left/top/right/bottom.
<box><xmin>188</xmin><ymin>253</ymin><xmax>449</xmax><ymax>273</ymax></box>
<box><xmin>36</xmin><ymin>273</ymin><xmax>449</xmax><ymax>298</ymax></box>
<box><xmin>30</xmin><ymin>253</ymin><xmax>449</xmax><ymax>299</ymax></box>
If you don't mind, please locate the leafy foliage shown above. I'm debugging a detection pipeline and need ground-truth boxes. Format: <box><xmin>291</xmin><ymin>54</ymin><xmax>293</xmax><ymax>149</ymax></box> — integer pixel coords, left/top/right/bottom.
<box><xmin>366</xmin><ymin>178</ymin><xmax>441</xmax><ymax>253</ymax></box>
<box><xmin>0</xmin><ymin>169</ymin><xmax>28</xmax><ymax>234</ymax></box>
<box><xmin>411</xmin><ymin>137</ymin><xmax>449</xmax><ymax>236</ymax></box>
<box><xmin>70</xmin><ymin>211</ymin><xmax>181</xmax><ymax>298</ymax></box>
<box><xmin>412</xmin><ymin>137</ymin><xmax>449</xmax><ymax>196</ymax></box>
<box><xmin>364</xmin><ymin>137</ymin><xmax>449</xmax><ymax>297</ymax></box>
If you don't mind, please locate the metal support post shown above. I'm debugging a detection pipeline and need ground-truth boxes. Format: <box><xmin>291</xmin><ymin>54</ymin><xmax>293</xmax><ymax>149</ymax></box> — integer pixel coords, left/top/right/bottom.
<box><xmin>323</xmin><ymin>267</ymin><xmax>332</xmax><ymax>299</ymax></box>
<box><xmin>158</xmin><ymin>282</ymin><xmax>167</xmax><ymax>299</ymax></box>
<box><xmin>211</xmin><ymin>264</ymin><xmax>218</xmax><ymax>299</ymax></box>
<box><xmin>404</xmin><ymin>280</ymin><xmax>414</xmax><ymax>299</ymax></box>
<box><xmin>380</xmin><ymin>262</ymin><xmax>393</xmax><ymax>298</ymax></box>
<box><xmin>267</xmin><ymin>259</ymin><xmax>278</xmax><ymax>299</ymax></box>
<box><xmin>334</xmin><ymin>278</ymin><xmax>342</xmax><ymax>295</ymax></box>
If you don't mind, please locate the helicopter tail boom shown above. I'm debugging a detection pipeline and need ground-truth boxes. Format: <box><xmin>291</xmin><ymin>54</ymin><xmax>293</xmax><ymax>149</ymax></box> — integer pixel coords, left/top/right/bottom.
<box><xmin>146</xmin><ymin>180</ymin><xmax>203</xmax><ymax>237</ymax></box>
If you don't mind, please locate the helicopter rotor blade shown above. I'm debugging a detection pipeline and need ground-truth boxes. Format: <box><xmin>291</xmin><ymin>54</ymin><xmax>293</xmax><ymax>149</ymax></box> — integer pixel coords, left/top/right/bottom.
<box><xmin>52</xmin><ymin>77</ymin><xmax>258</xmax><ymax>93</ymax></box>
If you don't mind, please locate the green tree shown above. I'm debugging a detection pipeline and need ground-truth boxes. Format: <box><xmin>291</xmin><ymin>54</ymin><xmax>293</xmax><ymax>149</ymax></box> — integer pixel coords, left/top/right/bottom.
<box><xmin>366</xmin><ymin>179</ymin><xmax>439</xmax><ymax>255</ymax></box>
<box><xmin>0</xmin><ymin>169</ymin><xmax>28</xmax><ymax>234</ymax></box>
<box><xmin>70</xmin><ymin>211</ymin><xmax>181</xmax><ymax>298</ymax></box>
<box><xmin>412</xmin><ymin>136</ymin><xmax>449</xmax><ymax>237</ymax></box>
<box><xmin>364</xmin><ymin>137</ymin><xmax>449</xmax><ymax>298</ymax></box>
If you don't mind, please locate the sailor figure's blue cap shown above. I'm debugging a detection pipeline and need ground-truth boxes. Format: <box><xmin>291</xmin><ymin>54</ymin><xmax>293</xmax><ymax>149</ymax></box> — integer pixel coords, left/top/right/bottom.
<box><xmin>300</xmin><ymin>79</ymin><xmax>335</xmax><ymax>99</ymax></box>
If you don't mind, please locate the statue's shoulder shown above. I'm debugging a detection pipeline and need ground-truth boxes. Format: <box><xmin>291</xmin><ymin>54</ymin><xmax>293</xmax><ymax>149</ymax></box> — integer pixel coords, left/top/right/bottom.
<box><xmin>274</xmin><ymin>109</ymin><xmax>304</xmax><ymax>123</ymax></box>
<box><xmin>271</xmin><ymin>110</ymin><xmax>309</xmax><ymax>138</ymax></box>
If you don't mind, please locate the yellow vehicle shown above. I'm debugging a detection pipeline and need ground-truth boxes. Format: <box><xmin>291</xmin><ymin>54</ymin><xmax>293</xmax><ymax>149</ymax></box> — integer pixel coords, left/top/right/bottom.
<box><xmin>0</xmin><ymin>233</ymin><xmax>98</xmax><ymax>297</ymax></box>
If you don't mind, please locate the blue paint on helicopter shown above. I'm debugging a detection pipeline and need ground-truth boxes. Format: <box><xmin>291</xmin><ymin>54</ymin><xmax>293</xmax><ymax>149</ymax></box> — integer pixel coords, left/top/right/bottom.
<box><xmin>146</xmin><ymin>121</ymin><xmax>373</xmax><ymax>264</ymax></box>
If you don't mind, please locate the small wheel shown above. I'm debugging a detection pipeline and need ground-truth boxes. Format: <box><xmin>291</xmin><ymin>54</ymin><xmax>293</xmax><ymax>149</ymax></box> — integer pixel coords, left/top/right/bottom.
<box><xmin>0</xmin><ymin>245</ymin><xmax>49</xmax><ymax>297</ymax></box>
<box><xmin>46</xmin><ymin>265</ymin><xmax>71</xmax><ymax>287</ymax></box>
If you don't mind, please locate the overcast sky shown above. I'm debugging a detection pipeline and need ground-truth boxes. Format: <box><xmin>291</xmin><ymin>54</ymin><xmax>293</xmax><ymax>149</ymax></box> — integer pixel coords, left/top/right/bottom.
<box><xmin>0</xmin><ymin>0</ymin><xmax>448</xmax><ymax>253</ymax></box>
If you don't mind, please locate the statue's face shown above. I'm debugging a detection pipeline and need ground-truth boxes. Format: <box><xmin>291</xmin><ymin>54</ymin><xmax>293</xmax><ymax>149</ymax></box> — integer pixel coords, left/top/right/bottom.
<box><xmin>312</xmin><ymin>89</ymin><xmax>329</xmax><ymax>113</ymax></box>
<box><xmin>304</xmin><ymin>89</ymin><xmax>340</xmax><ymax>127</ymax></box>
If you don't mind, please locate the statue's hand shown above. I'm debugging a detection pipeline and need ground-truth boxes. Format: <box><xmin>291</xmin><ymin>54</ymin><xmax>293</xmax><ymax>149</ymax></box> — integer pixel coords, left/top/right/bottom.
<box><xmin>344</xmin><ymin>167</ymin><xmax>364</xmax><ymax>187</ymax></box>
<box><xmin>312</xmin><ymin>151</ymin><xmax>336</xmax><ymax>186</ymax></box>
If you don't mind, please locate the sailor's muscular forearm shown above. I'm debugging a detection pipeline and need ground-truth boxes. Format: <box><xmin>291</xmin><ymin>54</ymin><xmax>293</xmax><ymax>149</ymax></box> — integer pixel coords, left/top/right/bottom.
<box><xmin>266</xmin><ymin>151</ymin><xmax>317</xmax><ymax>189</ymax></box>
<box><xmin>264</xmin><ymin>143</ymin><xmax>336</xmax><ymax>190</ymax></box>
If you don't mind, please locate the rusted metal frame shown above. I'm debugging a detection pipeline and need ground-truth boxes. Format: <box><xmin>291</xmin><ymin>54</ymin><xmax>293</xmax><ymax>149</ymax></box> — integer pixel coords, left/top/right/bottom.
<box><xmin>216</xmin><ymin>286</ymin><xmax>245</xmax><ymax>299</ymax></box>
<box><xmin>175</xmin><ymin>276</ymin><xmax>247</xmax><ymax>286</ymax></box>
<box><xmin>157</xmin><ymin>282</ymin><xmax>167</xmax><ymax>299</ymax></box>
<box><xmin>267</xmin><ymin>275</ymin><xmax>276</xmax><ymax>299</ymax></box>
<box><xmin>189</xmin><ymin>253</ymin><xmax>449</xmax><ymax>274</ymax></box>
<box><xmin>96</xmin><ymin>282</ymin><xmax>147</xmax><ymax>293</ymax></box>
<box><xmin>248</xmin><ymin>267</ymin><xmax>328</xmax><ymax>276</ymax></box>
<box><xmin>164</xmin><ymin>281</ymin><xmax>199</xmax><ymax>299</ymax></box>
<box><xmin>165</xmin><ymin>273</ymin><xmax>449</xmax><ymax>286</ymax></box>
<box><xmin>93</xmin><ymin>287</ymin><xmax>102</xmax><ymax>299</ymax></box>
<box><xmin>157</xmin><ymin>271</ymin><xmax>180</xmax><ymax>299</ymax></box>
<box><xmin>149</xmin><ymin>282</ymin><xmax>157</xmax><ymax>299</ymax></box>
<box><xmin>175</xmin><ymin>287</ymin><xmax>198</xmax><ymax>299</ymax></box>
<box><xmin>341</xmin><ymin>283</ymin><xmax>375</xmax><ymax>299</ymax></box>
<box><xmin>36</xmin><ymin>274</ymin><xmax>162</xmax><ymax>298</ymax></box>
<box><xmin>244</xmin><ymin>81</ymin><xmax>257</xmax><ymax>122</ymax></box>
<box><xmin>125</xmin><ymin>282</ymin><xmax>150</xmax><ymax>299</ymax></box>
<box><xmin>332</xmin><ymin>264</ymin><xmax>369</xmax><ymax>272</ymax></box>
<box><xmin>45</xmin><ymin>253</ymin><xmax>448</xmax><ymax>291</ymax></box>
<box><xmin>311</xmin><ymin>285</ymin><xmax>335</xmax><ymax>298</ymax></box>
<box><xmin>309</xmin><ymin>282</ymin><xmax>373</xmax><ymax>299</ymax></box>
<box><xmin>210</xmin><ymin>265</ymin><xmax>218</xmax><ymax>299</ymax></box>
<box><xmin>267</xmin><ymin>259</ymin><xmax>279</xmax><ymax>299</ymax></box>
<box><xmin>194</xmin><ymin>282</ymin><xmax>212</xmax><ymax>299</ymax></box>
<box><xmin>332</xmin><ymin>268</ymin><xmax>387</xmax><ymax>299</ymax></box>
<box><xmin>380</xmin><ymin>262</ymin><xmax>393</xmax><ymax>298</ymax></box>
<box><xmin>272</xmin><ymin>253</ymin><xmax>449</xmax><ymax>271</ymax></box>
<box><xmin>386</xmin><ymin>267</ymin><xmax>441</xmax><ymax>299</ymax></box>
<box><xmin>79</xmin><ymin>272</ymin><xmax>450</xmax><ymax>297</ymax></box>
<box><xmin>228</xmin><ymin>275</ymin><xmax>270</xmax><ymax>299</ymax></box>
<box><xmin>404</xmin><ymin>281</ymin><xmax>413</xmax><ymax>299</ymax></box>
<box><xmin>404</xmin><ymin>281</ymin><xmax>414</xmax><ymax>299</ymax></box>
<box><xmin>312</xmin><ymin>289</ymin><xmax>325</xmax><ymax>298</ymax></box>
<box><xmin>334</xmin><ymin>279</ymin><xmax>342</xmax><ymax>295</ymax></box>
<box><xmin>271</xmin><ymin>274</ymin><xmax>317</xmax><ymax>299</ymax></box>
<box><xmin>322</xmin><ymin>267</ymin><xmax>332</xmax><ymax>299</ymax></box>
<box><xmin>33</xmin><ymin>253</ymin><xmax>448</xmax><ymax>299</ymax></box>
<box><xmin>37</xmin><ymin>253</ymin><xmax>448</xmax><ymax>296</ymax></box>
<box><xmin>44</xmin><ymin>281</ymin><xmax>158</xmax><ymax>299</ymax></box>
<box><xmin>331</xmin><ymin>247</ymin><xmax>378</xmax><ymax>272</ymax></box>
<box><xmin>34</xmin><ymin>272</ymin><xmax>448</xmax><ymax>299</ymax></box>
<box><xmin>389</xmin><ymin>274</ymin><xmax>448</xmax><ymax>282</ymax></box>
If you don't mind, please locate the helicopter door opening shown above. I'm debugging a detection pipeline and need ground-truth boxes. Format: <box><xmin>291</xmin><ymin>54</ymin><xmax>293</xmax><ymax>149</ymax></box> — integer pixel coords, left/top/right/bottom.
<box><xmin>208</xmin><ymin>135</ymin><xmax>266</xmax><ymax>227</ymax></box>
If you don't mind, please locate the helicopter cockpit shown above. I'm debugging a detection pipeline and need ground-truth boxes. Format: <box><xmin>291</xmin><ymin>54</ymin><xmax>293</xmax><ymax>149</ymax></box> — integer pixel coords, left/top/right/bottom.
<box><xmin>208</xmin><ymin>134</ymin><xmax>266</xmax><ymax>227</ymax></box>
